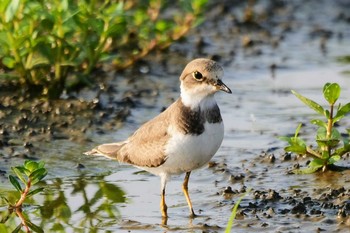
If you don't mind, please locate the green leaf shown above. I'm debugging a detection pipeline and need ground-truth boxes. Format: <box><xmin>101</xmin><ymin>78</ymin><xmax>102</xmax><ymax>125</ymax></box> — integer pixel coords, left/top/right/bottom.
<box><xmin>37</xmin><ymin>161</ymin><xmax>45</xmax><ymax>169</ymax></box>
<box><xmin>25</xmin><ymin>220</ymin><xmax>44</xmax><ymax>233</ymax></box>
<box><xmin>325</xmin><ymin>109</ymin><xmax>330</xmax><ymax>119</ymax></box>
<box><xmin>192</xmin><ymin>0</ymin><xmax>208</xmax><ymax>13</ymax></box>
<box><xmin>316</xmin><ymin>127</ymin><xmax>327</xmax><ymax>140</ymax></box>
<box><xmin>2</xmin><ymin>56</ymin><xmax>16</xmax><ymax>68</ymax></box>
<box><xmin>337</xmin><ymin>55</ymin><xmax>350</xmax><ymax>63</ymax></box>
<box><xmin>5</xmin><ymin>0</ymin><xmax>20</xmax><ymax>22</ymax></box>
<box><xmin>309</xmin><ymin>158</ymin><xmax>325</xmax><ymax>168</ymax></box>
<box><xmin>12</xmin><ymin>224</ymin><xmax>22</xmax><ymax>233</ymax></box>
<box><xmin>323</xmin><ymin>83</ymin><xmax>340</xmax><ymax>105</ymax></box>
<box><xmin>27</xmin><ymin>187</ymin><xmax>44</xmax><ymax>198</ymax></box>
<box><xmin>11</xmin><ymin>167</ymin><xmax>27</xmax><ymax>184</ymax></box>
<box><xmin>328</xmin><ymin>155</ymin><xmax>340</xmax><ymax>164</ymax></box>
<box><xmin>285</xmin><ymin>138</ymin><xmax>307</xmax><ymax>154</ymax></box>
<box><xmin>25</xmin><ymin>160</ymin><xmax>39</xmax><ymax>172</ymax></box>
<box><xmin>316</xmin><ymin>128</ymin><xmax>342</xmax><ymax>148</ymax></box>
<box><xmin>294</xmin><ymin>158</ymin><xmax>324</xmax><ymax>174</ymax></box>
<box><xmin>25</xmin><ymin>55</ymin><xmax>50</xmax><ymax>69</ymax></box>
<box><xmin>321</xmin><ymin>151</ymin><xmax>330</xmax><ymax>160</ymax></box>
<box><xmin>316</xmin><ymin>127</ymin><xmax>341</xmax><ymax>147</ymax></box>
<box><xmin>294</xmin><ymin>123</ymin><xmax>302</xmax><ymax>138</ymax></box>
<box><xmin>286</xmin><ymin>146</ymin><xmax>306</xmax><ymax>155</ymax></box>
<box><xmin>334</xmin><ymin>102</ymin><xmax>350</xmax><ymax>123</ymax></box>
<box><xmin>100</xmin><ymin>183</ymin><xmax>126</xmax><ymax>203</ymax></box>
<box><xmin>9</xmin><ymin>175</ymin><xmax>22</xmax><ymax>192</ymax></box>
<box><xmin>155</xmin><ymin>20</ymin><xmax>172</xmax><ymax>32</ymax></box>
<box><xmin>291</xmin><ymin>90</ymin><xmax>325</xmax><ymax>116</ymax></box>
<box><xmin>294</xmin><ymin>166</ymin><xmax>320</xmax><ymax>174</ymax></box>
<box><xmin>29</xmin><ymin>168</ymin><xmax>47</xmax><ymax>185</ymax></box>
<box><xmin>331</xmin><ymin>128</ymin><xmax>341</xmax><ymax>140</ymax></box>
<box><xmin>311</xmin><ymin>119</ymin><xmax>327</xmax><ymax>128</ymax></box>
<box><xmin>335</xmin><ymin>137</ymin><xmax>350</xmax><ymax>156</ymax></box>
<box><xmin>1</xmin><ymin>196</ymin><xmax>10</xmax><ymax>204</ymax></box>
<box><xmin>280</xmin><ymin>124</ymin><xmax>307</xmax><ymax>154</ymax></box>
<box><xmin>316</xmin><ymin>139</ymin><xmax>340</xmax><ymax>148</ymax></box>
<box><xmin>278</xmin><ymin>136</ymin><xmax>291</xmax><ymax>142</ymax></box>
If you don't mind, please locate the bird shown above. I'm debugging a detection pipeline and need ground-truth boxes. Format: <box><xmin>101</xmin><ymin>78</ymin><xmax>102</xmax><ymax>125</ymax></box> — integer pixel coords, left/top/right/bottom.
<box><xmin>85</xmin><ymin>58</ymin><xmax>231</xmax><ymax>219</ymax></box>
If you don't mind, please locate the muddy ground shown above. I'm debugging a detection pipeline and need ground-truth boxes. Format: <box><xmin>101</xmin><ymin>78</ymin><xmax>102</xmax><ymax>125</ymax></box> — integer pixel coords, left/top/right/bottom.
<box><xmin>1</xmin><ymin>0</ymin><xmax>350</xmax><ymax>232</ymax></box>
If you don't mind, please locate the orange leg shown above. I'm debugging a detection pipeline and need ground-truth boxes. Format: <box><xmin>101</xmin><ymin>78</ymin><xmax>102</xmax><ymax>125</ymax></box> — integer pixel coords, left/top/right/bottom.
<box><xmin>182</xmin><ymin>171</ymin><xmax>196</xmax><ymax>217</ymax></box>
<box><xmin>160</xmin><ymin>174</ymin><xmax>168</xmax><ymax>219</ymax></box>
<box><xmin>160</xmin><ymin>188</ymin><xmax>168</xmax><ymax>218</ymax></box>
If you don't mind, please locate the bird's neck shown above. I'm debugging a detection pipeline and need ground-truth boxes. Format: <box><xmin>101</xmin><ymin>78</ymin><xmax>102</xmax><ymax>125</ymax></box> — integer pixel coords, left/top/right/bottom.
<box><xmin>180</xmin><ymin>91</ymin><xmax>217</xmax><ymax>110</ymax></box>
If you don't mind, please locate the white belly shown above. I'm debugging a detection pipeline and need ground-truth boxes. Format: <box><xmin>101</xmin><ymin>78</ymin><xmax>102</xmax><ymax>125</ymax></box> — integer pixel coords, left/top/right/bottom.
<box><xmin>143</xmin><ymin>122</ymin><xmax>224</xmax><ymax>176</ymax></box>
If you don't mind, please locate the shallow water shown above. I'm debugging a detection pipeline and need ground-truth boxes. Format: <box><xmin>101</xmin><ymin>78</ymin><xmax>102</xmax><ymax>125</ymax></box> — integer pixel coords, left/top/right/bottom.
<box><xmin>2</xmin><ymin>1</ymin><xmax>350</xmax><ymax>232</ymax></box>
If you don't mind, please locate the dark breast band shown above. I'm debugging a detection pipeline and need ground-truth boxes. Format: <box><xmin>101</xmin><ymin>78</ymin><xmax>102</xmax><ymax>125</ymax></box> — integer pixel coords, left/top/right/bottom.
<box><xmin>177</xmin><ymin>101</ymin><xmax>222</xmax><ymax>135</ymax></box>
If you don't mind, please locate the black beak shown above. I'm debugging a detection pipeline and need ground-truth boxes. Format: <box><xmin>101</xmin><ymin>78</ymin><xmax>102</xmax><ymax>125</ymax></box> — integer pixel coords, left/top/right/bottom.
<box><xmin>216</xmin><ymin>79</ymin><xmax>232</xmax><ymax>94</ymax></box>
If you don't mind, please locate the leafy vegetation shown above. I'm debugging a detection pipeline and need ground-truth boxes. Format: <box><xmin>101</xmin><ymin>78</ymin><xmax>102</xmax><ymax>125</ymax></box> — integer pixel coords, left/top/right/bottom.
<box><xmin>0</xmin><ymin>174</ymin><xmax>125</xmax><ymax>232</ymax></box>
<box><xmin>0</xmin><ymin>160</ymin><xmax>47</xmax><ymax>232</ymax></box>
<box><xmin>280</xmin><ymin>83</ymin><xmax>350</xmax><ymax>173</ymax></box>
<box><xmin>4</xmin><ymin>160</ymin><xmax>47</xmax><ymax>208</ymax></box>
<box><xmin>0</xmin><ymin>0</ymin><xmax>208</xmax><ymax>98</ymax></box>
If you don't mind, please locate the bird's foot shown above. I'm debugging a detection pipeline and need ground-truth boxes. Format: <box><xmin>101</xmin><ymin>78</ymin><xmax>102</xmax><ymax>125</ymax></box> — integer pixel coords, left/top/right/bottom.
<box><xmin>189</xmin><ymin>210</ymin><xmax>198</xmax><ymax>218</ymax></box>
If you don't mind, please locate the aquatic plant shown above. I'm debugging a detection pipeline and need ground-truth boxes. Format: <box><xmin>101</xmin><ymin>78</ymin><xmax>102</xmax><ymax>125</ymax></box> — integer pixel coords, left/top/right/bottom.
<box><xmin>0</xmin><ymin>0</ymin><xmax>208</xmax><ymax>98</ymax></box>
<box><xmin>0</xmin><ymin>160</ymin><xmax>47</xmax><ymax>232</ymax></box>
<box><xmin>3</xmin><ymin>160</ymin><xmax>47</xmax><ymax>208</ymax></box>
<box><xmin>280</xmin><ymin>83</ymin><xmax>350</xmax><ymax>173</ymax></box>
<box><xmin>0</xmin><ymin>174</ymin><xmax>126</xmax><ymax>232</ymax></box>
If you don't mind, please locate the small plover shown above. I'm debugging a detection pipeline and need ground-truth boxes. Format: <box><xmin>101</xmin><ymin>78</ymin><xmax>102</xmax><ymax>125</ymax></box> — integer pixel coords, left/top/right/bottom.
<box><xmin>85</xmin><ymin>58</ymin><xmax>231</xmax><ymax>218</ymax></box>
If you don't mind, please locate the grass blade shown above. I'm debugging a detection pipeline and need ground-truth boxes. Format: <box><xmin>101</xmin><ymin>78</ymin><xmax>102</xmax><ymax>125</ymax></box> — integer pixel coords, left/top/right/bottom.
<box><xmin>225</xmin><ymin>189</ymin><xmax>251</xmax><ymax>233</ymax></box>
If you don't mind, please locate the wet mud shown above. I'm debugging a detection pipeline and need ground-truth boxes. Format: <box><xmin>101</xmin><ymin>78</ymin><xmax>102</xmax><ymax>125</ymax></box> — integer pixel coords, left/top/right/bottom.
<box><xmin>1</xmin><ymin>0</ymin><xmax>350</xmax><ymax>232</ymax></box>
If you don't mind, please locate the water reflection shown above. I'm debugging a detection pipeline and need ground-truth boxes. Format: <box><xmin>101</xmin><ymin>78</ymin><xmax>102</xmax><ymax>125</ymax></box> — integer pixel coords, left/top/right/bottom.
<box><xmin>0</xmin><ymin>175</ymin><xmax>126</xmax><ymax>232</ymax></box>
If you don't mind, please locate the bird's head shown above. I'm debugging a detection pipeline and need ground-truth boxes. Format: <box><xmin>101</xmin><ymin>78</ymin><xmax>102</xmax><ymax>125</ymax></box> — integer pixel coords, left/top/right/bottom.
<box><xmin>179</xmin><ymin>58</ymin><xmax>231</xmax><ymax>108</ymax></box>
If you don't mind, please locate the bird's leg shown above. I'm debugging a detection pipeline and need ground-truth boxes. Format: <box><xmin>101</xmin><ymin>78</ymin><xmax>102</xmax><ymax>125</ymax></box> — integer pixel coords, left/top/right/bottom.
<box><xmin>160</xmin><ymin>174</ymin><xmax>168</xmax><ymax>219</ymax></box>
<box><xmin>182</xmin><ymin>171</ymin><xmax>196</xmax><ymax>217</ymax></box>
<box><xmin>160</xmin><ymin>187</ymin><xmax>168</xmax><ymax>218</ymax></box>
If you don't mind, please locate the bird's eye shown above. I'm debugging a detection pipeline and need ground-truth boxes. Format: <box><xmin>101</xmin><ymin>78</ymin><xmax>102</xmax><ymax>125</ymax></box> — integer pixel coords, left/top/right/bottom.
<box><xmin>192</xmin><ymin>71</ymin><xmax>203</xmax><ymax>80</ymax></box>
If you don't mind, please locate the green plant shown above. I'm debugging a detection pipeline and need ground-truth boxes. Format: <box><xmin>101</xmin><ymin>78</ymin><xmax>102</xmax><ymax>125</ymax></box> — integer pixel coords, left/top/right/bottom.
<box><xmin>0</xmin><ymin>0</ymin><xmax>208</xmax><ymax>98</ymax></box>
<box><xmin>337</xmin><ymin>55</ymin><xmax>350</xmax><ymax>64</ymax></box>
<box><xmin>2</xmin><ymin>160</ymin><xmax>47</xmax><ymax>208</ymax></box>
<box><xmin>1</xmin><ymin>175</ymin><xmax>126</xmax><ymax>232</ymax></box>
<box><xmin>337</xmin><ymin>55</ymin><xmax>350</xmax><ymax>75</ymax></box>
<box><xmin>225</xmin><ymin>189</ymin><xmax>250</xmax><ymax>233</ymax></box>
<box><xmin>280</xmin><ymin>83</ymin><xmax>350</xmax><ymax>173</ymax></box>
<box><xmin>0</xmin><ymin>160</ymin><xmax>47</xmax><ymax>233</ymax></box>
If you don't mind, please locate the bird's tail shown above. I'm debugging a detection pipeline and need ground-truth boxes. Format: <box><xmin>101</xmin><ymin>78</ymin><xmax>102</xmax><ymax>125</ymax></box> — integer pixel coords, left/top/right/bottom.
<box><xmin>84</xmin><ymin>142</ymin><xmax>125</xmax><ymax>160</ymax></box>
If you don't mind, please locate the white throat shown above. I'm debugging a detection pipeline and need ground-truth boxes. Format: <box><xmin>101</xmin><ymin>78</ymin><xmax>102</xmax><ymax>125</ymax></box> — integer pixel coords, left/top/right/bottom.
<box><xmin>180</xmin><ymin>86</ymin><xmax>217</xmax><ymax>110</ymax></box>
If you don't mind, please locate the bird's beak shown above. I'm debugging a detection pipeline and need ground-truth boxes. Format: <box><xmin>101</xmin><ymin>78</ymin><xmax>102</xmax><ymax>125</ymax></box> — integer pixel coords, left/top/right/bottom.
<box><xmin>216</xmin><ymin>79</ymin><xmax>232</xmax><ymax>94</ymax></box>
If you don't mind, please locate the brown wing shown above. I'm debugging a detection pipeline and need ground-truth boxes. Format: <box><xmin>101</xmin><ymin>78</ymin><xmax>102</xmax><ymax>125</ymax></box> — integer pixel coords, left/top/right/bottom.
<box><xmin>86</xmin><ymin>99</ymin><xmax>182</xmax><ymax>167</ymax></box>
<box><xmin>116</xmin><ymin>101</ymin><xmax>180</xmax><ymax>167</ymax></box>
